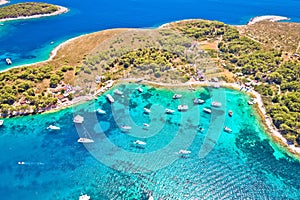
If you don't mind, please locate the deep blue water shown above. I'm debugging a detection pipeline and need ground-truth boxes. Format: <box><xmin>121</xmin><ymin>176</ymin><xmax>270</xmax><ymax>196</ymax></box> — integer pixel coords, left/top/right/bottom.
<box><xmin>1</xmin><ymin>0</ymin><xmax>300</xmax><ymax>69</ymax></box>
<box><xmin>1</xmin><ymin>84</ymin><xmax>300</xmax><ymax>199</ymax></box>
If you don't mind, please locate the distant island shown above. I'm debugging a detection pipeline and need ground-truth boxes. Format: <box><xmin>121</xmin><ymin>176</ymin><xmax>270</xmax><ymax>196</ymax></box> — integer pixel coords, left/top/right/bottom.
<box><xmin>0</xmin><ymin>19</ymin><xmax>299</xmax><ymax>156</ymax></box>
<box><xmin>0</xmin><ymin>2</ymin><xmax>68</xmax><ymax>22</ymax></box>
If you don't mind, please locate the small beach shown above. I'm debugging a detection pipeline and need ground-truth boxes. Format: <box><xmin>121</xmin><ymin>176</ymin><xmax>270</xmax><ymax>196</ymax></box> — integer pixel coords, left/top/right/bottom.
<box><xmin>247</xmin><ymin>15</ymin><xmax>290</xmax><ymax>25</ymax></box>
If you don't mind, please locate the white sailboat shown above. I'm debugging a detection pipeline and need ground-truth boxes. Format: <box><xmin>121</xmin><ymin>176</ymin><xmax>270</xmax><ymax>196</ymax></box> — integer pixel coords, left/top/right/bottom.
<box><xmin>77</xmin><ymin>138</ymin><xmax>94</xmax><ymax>143</ymax></box>
<box><xmin>0</xmin><ymin>120</ymin><xmax>3</xmax><ymax>126</ymax></box>
<box><xmin>47</xmin><ymin>125</ymin><xmax>60</xmax><ymax>130</ymax></box>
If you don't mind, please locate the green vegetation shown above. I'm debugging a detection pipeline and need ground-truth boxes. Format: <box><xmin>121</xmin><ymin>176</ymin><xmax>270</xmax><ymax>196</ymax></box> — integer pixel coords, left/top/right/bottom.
<box><xmin>0</xmin><ymin>2</ymin><xmax>59</xmax><ymax>20</ymax></box>
<box><xmin>168</xmin><ymin>20</ymin><xmax>226</xmax><ymax>40</ymax></box>
<box><xmin>77</xmin><ymin>29</ymin><xmax>216</xmax><ymax>87</ymax></box>
<box><xmin>0</xmin><ymin>64</ymin><xmax>73</xmax><ymax>116</ymax></box>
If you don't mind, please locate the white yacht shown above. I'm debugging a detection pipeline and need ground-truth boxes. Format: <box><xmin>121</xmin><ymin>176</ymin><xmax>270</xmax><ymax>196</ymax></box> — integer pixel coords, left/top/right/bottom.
<box><xmin>77</xmin><ymin>138</ymin><xmax>94</xmax><ymax>143</ymax></box>
<box><xmin>172</xmin><ymin>94</ymin><xmax>182</xmax><ymax>99</ymax></box>
<box><xmin>5</xmin><ymin>58</ymin><xmax>12</xmax><ymax>65</ymax></box>
<box><xmin>96</xmin><ymin>108</ymin><xmax>106</xmax><ymax>115</ymax></box>
<box><xmin>106</xmin><ymin>94</ymin><xmax>115</xmax><ymax>103</ymax></box>
<box><xmin>203</xmin><ymin>108</ymin><xmax>211</xmax><ymax>114</ymax></box>
<box><xmin>178</xmin><ymin>104</ymin><xmax>188</xmax><ymax>111</ymax></box>
<box><xmin>165</xmin><ymin>108</ymin><xmax>175</xmax><ymax>114</ymax></box>
<box><xmin>73</xmin><ymin>115</ymin><xmax>84</xmax><ymax>124</ymax></box>
<box><xmin>47</xmin><ymin>125</ymin><xmax>60</xmax><ymax>130</ymax></box>
<box><xmin>79</xmin><ymin>194</ymin><xmax>90</xmax><ymax>200</ymax></box>
<box><xmin>144</xmin><ymin>108</ymin><xmax>151</xmax><ymax>114</ymax></box>
<box><xmin>0</xmin><ymin>120</ymin><xmax>3</xmax><ymax>126</ymax></box>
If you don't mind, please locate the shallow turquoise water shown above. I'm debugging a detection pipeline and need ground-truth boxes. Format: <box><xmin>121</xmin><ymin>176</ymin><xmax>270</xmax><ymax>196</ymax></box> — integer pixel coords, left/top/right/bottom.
<box><xmin>0</xmin><ymin>84</ymin><xmax>299</xmax><ymax>199</ymax></box>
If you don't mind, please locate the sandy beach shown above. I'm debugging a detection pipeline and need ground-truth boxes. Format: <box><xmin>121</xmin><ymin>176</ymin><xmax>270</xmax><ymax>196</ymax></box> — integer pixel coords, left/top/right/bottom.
<box><xmin>0</xmin><ymin>0</ymin><xmax>9</xmax><ymax>5</ymax></box>
<box><xmin>0</xmin><ymin>5</ymin><xmax>69</xmax><ymax>22</ymax></box>
<box><xmin>247</xmin><ymin>15</ymin><xmax>290</xmax><ymax>25</ymax></box>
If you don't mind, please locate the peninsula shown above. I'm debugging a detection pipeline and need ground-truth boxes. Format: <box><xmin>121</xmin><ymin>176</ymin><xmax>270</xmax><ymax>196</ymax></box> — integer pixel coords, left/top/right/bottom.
<box><xmin>0</xmin><ymin>19</ymin><xmax>299</xmax><ymax>156</ymax></box>
<box><xmin>0</xmin><ymin>2</ymin><xmax>68</xmax><ymax>22</ymax></box>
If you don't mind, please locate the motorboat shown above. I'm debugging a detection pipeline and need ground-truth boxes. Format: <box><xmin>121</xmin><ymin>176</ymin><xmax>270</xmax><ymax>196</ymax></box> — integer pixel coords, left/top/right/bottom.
<box><xmin>0</xmin><ymin>120</ymin><xmax>3</xmax><ymax>126</ymax></box>
<box><xmin>203</xmin><ymin>108</ymin><xmax>211</xmax><ymax>114</ymax></box>
<box><xmin>5</xmin><ymin>58</ymin><xmax>12</xmax><ymax>65</ymax></box>
<box><xmin>165</xmin><ymin>108</ymin><xmax>175</xmax><ymax>114</ymax></box>
<box><xmin>77</xmin><ymin>138</ymin><xmax>94</xmax><ymax>143</ymax></box>
<box><xmin>224</xmin><ymin>126</ymin><xmax>232</xmax><ymax>133</ymax></box>
<box><xmin>79</xmin><ymin>194</ymin><xmax>91</xmax><ymax>200</ymax></box>
<box><xmin>106</xmin><ymin>94</ymin><xmax>115</xmax><ymax>103</ymax></box>
<box><xmin>211</xmin><ymin>101</ymin><xmax>222</xmax><ymax>107</ymax></box>
<box><xmin>133</xmin><ymin>140</ymin><xmax>146</xmax><ymax>145</ymax></box>
<box><xmin>73</xmin><ymin>115</ymin><xmax>84</xmax><ymax>124</ymax></box>
<box><xmin>228</xmin><ymin>110</ymin><xmax>233</xmax><ymax>117</ymax></box>
<box><xmin>178</xmin><ymin>104</ymin><xmax>188</xmax><ymax>111</ymax></box>
<box><xmin>193</xmin><ymin>98</ymin><xmax>205</xmax><ymax>104</ymax></box>
<box><xmin>47</xmin><ymin>125</ymin><xmax>60</xmax><ymax>130</ymax></box>
<box><xmin>172</xmin><ymin>94</ymin><xmax>182</xmax><ymax>99</ymax></box>
<box><xmin>96</xmin><ymin>108</ymin><xmax>106</xmax><ymax>115</ymax></box>
<box><xmin>144</xmin><ymin>108</ymin><xmax>151</xmax><ymax>114</ymax></box>
<box><xmin>137</xmin><ymin>87</ymin><xmax>143</xmax><ymax>93</ymax></box>
<box><xmin>114</xmin><ymin>89</ymin><xmax>123</xmax><ymax>95</ymax></box>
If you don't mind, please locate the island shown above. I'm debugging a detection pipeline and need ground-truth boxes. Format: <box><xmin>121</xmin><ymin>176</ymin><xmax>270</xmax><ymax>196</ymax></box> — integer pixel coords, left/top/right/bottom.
<box><xmin>0</xmin><ymin>19</ymin><xmax>299</xmax><ymax>157</ymax></box>
<box><xmin>0</xmin><ymin>2</ymin><xmax>68</xmax><ymax>22</ymax></box>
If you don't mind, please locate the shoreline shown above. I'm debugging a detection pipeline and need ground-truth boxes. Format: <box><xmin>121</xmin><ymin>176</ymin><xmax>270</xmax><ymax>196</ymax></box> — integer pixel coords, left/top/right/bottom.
<box><xmin>0</xmin><ymin>5</ymin><xmax>69</xmax><ymax>23</ymax></box>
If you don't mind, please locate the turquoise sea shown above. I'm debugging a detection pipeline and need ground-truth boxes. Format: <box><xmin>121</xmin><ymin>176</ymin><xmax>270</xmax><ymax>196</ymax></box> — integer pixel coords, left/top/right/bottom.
<box><xmin>1</xmin><ymin>0</ymin><xmax>300</xmax><ymax>199</ymax></box>
<box><xmin>1</xmin><ymin>83</ymin><xmax>300</xmax><ymax>199</ymax></box>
